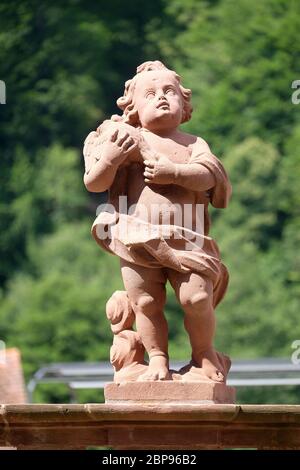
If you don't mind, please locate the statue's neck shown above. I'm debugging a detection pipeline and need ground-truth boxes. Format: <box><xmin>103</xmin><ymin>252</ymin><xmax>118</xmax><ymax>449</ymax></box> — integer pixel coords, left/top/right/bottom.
<box><xmin>141</xmin><ymin>127</ymin><xmax>180</xmax><ymax>139</ymax></box>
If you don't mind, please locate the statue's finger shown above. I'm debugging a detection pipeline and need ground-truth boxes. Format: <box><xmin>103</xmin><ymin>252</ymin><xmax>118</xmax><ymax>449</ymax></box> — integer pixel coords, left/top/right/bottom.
<box><xmin>122</xmin><ymin>137</ymin><xmax>134</xmax><ymax>149</ymax></box>
<box><xmin>144</xmin><ymin>160</ymin><xmax>154</xmax><ymax>168</ymax></box>
<box><xmin>110</xmin><ymin>129</ymin><xmax>119</xmax><ymax>142</ymax></box>
<box><xmin>124</xmin><ymin>142</ymin><xmax>137</xmax><ymax>153</ymax></box>
<box><xmin>117</xmin><ymin>132</ymin><xmax>129</xmax><ymax>145</ymax></box>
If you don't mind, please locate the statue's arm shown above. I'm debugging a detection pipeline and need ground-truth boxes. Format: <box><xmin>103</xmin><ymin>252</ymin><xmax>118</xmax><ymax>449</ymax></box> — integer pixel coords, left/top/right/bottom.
<box><xmin>174</xmin><ymin>137</ymin><xmax>215</xmax><ymax>191</ymax></box>
<box><xmin>143</xmin><ymin>136</ymin><xmax>216</xmax><ymax>191</ymax></box>
<box><xmin>83</xmin><ymin>128</ymin><xmax>136</xmax><ymax>193</ymax></box>
<box><xmin>174</xmin><ymin>162</ymin><xmax>215</xmax><ymax>192</ymax></box>
<box><xmin>84</xmin><ymin>158</ymin><xmax>120</xmax><ymax>193</ymax></box>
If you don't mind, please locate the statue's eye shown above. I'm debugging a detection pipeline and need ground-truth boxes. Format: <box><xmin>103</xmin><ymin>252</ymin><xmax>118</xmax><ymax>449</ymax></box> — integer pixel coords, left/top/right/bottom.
<box><xmin>146</xmin><ymin>91</ymin><xmax>155</xmax><ymax>99</ymax></box>
<box><xmin>165</xmin><ymin>88</ymin><xmax>176</xmax><ymax>95</ymax></box>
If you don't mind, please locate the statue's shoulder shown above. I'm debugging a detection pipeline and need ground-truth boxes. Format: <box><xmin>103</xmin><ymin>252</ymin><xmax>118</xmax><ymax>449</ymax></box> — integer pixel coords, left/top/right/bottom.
<box><xmin>177</xmin><ymin>130</ymin><xmax>211</xmax><ymax>156</ymax></box>
<box><xmin>190</xmin><ymin>135</ymin><xmax>211</xmax><ymax>155</ymax></box>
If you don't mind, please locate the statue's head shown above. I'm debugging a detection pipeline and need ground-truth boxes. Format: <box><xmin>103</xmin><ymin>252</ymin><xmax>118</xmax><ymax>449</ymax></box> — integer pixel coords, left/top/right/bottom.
<box><xmin>117</xmin><ymin>61</ymin><xmax>192</xmax><ymax>132</ymax></box>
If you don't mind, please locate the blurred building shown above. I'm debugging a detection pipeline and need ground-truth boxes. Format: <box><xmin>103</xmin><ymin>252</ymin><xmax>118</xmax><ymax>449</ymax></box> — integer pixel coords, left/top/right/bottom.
<box><xmin>0</xmin><ymin>348</ymin><xmax>27</xmax><ymax>404</ymax></box>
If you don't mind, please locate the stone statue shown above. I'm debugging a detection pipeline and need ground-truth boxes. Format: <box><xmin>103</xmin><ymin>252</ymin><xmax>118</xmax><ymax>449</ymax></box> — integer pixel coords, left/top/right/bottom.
<box><xmin>83</xmin><ymin>61</ymin><xmax>232</xmax><ymax>390</ymax></box>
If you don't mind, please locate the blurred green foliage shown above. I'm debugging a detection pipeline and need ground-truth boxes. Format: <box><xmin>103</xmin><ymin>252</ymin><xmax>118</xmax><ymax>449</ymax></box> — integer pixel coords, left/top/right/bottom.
<box><xmin>0</xmin><ymin>0</ymin><xmax>300</xmax><ymax>403</ymax></box>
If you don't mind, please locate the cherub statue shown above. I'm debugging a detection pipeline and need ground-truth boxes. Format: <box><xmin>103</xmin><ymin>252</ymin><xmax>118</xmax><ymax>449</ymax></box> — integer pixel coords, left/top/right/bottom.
<box><xmin>83</xmin><ymin>61</ymin><xmax>232</xmax><ymax>383</ymax></box>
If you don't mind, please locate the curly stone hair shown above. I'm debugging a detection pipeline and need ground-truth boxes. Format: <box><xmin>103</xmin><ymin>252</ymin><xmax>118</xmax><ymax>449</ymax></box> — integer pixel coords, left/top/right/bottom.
<box><xmin>116</xmin><ymin>60</ymin><xmax>193</xmax><ymax>127</ymax></box>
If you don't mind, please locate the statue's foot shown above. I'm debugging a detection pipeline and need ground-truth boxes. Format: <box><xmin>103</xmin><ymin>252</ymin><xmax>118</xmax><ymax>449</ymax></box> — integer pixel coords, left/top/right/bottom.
<box><xmin>193</xmin><ymin>348</ymin><xmax>225</xmax><ymax>382</ymax></box>
<box><xmin>137</xmin><ymin>355</ymin><xmax>170</xmax><ymax>381</ymax></box>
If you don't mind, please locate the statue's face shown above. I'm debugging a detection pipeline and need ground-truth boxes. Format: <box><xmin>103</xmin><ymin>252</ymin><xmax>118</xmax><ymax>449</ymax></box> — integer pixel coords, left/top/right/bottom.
<box><xmin>133</xmin><ymin>70</ymin><xmax>183</xmax><ymax>132</ymax></box>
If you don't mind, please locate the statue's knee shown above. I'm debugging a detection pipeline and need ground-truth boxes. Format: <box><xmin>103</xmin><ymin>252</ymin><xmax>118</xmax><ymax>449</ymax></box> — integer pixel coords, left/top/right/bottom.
<box><xmin>181</xmin><ymin>291</ymin><xmax>211</xmax><ymax>313</ymax></box>
<box><xmin>132</xmin><ymin>294</ymin><xmax>163</xmax><ymax>317</ymax></box>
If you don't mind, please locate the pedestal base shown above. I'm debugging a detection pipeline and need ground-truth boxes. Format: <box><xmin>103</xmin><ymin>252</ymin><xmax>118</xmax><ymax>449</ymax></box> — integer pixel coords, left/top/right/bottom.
<box><xmin>105</xmin><ymin>381</ymin><xmax>236</xmax><ymax>405</ymax></box>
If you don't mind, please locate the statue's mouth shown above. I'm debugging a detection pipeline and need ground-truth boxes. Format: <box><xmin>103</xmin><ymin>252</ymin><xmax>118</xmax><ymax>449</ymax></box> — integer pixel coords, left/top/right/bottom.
<box><xmin>157</xmin><ymin>102</ymin><xmax>169</xmax><ymax>109</ymax></box>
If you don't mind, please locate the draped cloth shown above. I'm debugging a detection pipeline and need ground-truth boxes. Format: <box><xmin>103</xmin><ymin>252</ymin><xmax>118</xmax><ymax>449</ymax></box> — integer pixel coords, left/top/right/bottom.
<box><xmin>92</xmin><ymin>152</ymin><xmax>232</xmax><ymax>308</ymax></box>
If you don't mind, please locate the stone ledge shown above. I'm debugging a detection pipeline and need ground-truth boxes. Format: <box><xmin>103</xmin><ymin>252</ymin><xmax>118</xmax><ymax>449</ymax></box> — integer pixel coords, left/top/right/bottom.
<box><xmin>1</xmin><ymin>404</ymin><xmax>300</xmax><ymax>449</ymax></box>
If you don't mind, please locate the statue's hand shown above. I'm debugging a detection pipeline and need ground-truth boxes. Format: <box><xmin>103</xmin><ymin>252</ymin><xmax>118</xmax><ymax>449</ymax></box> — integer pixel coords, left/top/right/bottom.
<box><xmin>139</xmin><ymin>135</ymin><xmax>159</xmax><ymax>162</ymax></box>
<box><xmin>100</xmin><ymin>128</ymin><xmax>138</xmax><ymax>166</ymax></box>
<box><xmin>143</xmin><ymin>155</ymin><xmax>177</xmax><ymax>185</ymax></box>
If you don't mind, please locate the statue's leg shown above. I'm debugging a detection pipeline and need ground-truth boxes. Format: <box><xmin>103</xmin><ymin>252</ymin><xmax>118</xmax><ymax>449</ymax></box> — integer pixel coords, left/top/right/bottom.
<box><xmin>167</xmin><ymin>269</ymin><xmax>225</xmax><ymax>382</ymax></box>
<box><xmin>120</xmin><ymin>259</ymin><xmax>170</xmax><ymax>381</ymax></box>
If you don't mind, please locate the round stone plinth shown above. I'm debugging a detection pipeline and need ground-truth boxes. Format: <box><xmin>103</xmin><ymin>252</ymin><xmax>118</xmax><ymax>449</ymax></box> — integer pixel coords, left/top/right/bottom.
<box><xmin>105</xmin><ymin>381</ymin><xmax>236</xmax><ymax>405</ymax></box>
